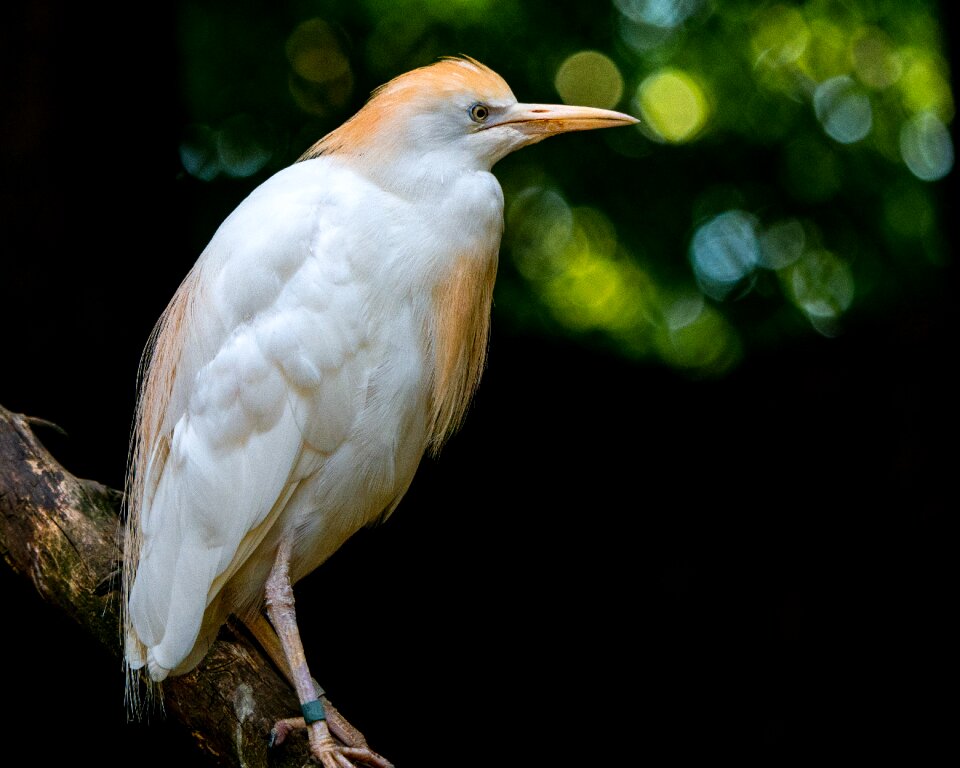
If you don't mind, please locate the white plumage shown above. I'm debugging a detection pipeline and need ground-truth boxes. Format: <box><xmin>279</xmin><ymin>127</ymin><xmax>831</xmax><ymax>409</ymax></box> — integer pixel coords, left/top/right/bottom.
<box><xmin>126</xmin><ymin>154</ymin><xmax>500</xmax><ymax>678</ymax></box>
<box><xmin>122</xmin><ymin>56</ymin><xmax>635</xmax><ymax>765</ymax></box>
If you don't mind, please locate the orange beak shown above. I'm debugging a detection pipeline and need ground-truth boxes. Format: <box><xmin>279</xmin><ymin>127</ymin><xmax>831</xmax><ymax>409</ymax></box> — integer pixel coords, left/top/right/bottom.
<box><xmin>485</xmin><ymin>102</ymin><xmax>639</xmax><ymax>137</ymax></box>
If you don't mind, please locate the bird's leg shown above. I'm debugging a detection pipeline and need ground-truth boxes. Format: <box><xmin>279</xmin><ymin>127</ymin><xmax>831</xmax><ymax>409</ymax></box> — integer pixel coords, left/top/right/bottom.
<box><xmin>264</xmin><ymin>539</ymin><xmax>393</xmax><ymax>768</ymax></box>
<box><xmin>240</xmin><ymin>612</ymin><xmax>372</xmax><ymax>748</ymax></box>
<box><xmin>270</xmin><ymin>696</ymin><xmax>369</xmax><ymax>752</ymax></box>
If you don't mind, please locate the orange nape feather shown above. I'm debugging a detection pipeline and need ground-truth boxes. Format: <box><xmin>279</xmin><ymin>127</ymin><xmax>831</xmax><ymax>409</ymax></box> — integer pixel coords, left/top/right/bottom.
<box><xmin>299</xmin><ymin>57</ymin><xmax>516</xmax><ymax>162</ymax></box>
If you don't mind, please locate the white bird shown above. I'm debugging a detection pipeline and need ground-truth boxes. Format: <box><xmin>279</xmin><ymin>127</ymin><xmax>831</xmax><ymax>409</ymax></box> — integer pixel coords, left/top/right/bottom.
<box><xmin>123</xmin><ymin>55</ymin><xmax>636</xmax><ymax>767</ymax></box>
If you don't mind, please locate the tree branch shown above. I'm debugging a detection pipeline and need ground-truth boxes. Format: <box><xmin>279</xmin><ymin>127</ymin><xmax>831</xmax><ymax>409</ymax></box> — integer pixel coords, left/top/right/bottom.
<box><xmin>0</xmin><ymin>403</ymin><xmax>313</xmax><ymax>767</ymax></box>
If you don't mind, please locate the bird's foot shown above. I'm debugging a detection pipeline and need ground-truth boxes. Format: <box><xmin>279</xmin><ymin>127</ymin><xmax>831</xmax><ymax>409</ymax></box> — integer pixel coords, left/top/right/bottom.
<box><xmin>308</xmin><ymin>727</ymin><xmax>393</xmax><ymax>768</ymax></box>
<box><xmin>269</xmin><ymin>698</ymin><xmax>393</xmax><ymax>768</ymax></box>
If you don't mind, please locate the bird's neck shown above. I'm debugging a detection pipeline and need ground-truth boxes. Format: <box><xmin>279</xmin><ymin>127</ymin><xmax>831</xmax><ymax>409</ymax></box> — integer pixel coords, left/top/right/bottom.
<box><xmin>301</xmin><ymin>122</ymin><xmax>490</xmax><ymax>200</ymax></box>
<box><xmin>300</xmin><ymin>126</ymin><xmax>502</xmax><ymax>449</ymax></box>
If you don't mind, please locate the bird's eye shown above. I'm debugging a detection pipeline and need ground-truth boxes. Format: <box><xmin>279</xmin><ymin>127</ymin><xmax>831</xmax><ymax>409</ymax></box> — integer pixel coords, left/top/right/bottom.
<box><xmin>469</xmin><ymin>103</ymin><xmax>490</xmax><ymax>123</ymax></box>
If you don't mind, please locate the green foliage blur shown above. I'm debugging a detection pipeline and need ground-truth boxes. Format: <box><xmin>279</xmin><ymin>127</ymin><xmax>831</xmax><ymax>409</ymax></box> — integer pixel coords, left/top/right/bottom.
<box><xmin>175</xmin><ymin>0</ymin><xmax>954</xmax><ymax>376</ymax></box>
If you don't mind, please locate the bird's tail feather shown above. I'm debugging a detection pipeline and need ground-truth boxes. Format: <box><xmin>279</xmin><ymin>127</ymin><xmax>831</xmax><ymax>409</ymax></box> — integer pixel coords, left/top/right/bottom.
<box><xmin>121</xmin><ymin>268</ymin><xmax>201</xmax><ymax>720</ymax></box>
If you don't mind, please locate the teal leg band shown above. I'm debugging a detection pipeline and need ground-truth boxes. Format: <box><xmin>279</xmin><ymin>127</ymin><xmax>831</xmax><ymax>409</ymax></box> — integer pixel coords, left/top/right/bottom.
<box><xmin>302</xmin><ymin>698</ymin><xmax>326</xmax><ymax>724</ymax></box>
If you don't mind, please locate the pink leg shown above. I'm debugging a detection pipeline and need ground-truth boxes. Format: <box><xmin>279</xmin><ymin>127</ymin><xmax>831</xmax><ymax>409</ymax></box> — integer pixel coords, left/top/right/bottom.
<box><xmin>242</xmin><ymin>613</ymin><xmax>373</xmax><ymax>749</ymax></box>
<box><xmin>265</xmin><ymin>539</ymin><xmax>393</xmax><ymax>768</ymax></box>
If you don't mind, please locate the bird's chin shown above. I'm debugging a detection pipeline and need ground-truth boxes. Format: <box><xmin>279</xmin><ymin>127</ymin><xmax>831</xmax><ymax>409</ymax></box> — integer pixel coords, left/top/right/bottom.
<box><xmin>478</xmin><ymin>125</ymin><xmax>545</xmax><ymax>165</ymax></box>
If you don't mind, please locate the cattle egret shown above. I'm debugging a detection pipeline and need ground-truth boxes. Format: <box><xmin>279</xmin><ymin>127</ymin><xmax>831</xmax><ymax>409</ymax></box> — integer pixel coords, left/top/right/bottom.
<box><xmin>123</xmin><ymin>56</ymin><xmax>636</xmax><ymax>767</ymax></box>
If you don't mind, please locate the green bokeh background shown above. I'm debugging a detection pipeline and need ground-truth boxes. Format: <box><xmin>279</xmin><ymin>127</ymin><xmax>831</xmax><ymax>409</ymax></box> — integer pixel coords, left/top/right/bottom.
<box><xmin>170</xmin><ymin>0</ymin><xmax>954</xmax><ymax>376</ymax></box>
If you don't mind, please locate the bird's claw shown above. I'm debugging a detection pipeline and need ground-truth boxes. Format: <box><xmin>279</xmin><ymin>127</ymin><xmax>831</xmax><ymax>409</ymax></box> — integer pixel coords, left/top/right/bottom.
<box><xmin>313</xmin><ymin>734</ymin><xmax>393</xmax><ymax>768</ymax></box>
<box><xmin>268</xmin><ymin>717</ymin><xmax>300</xmax><ymax>747</ymax></box>
<box><xmin>269</xmin><ymin>714</ymin><xmax>393</xmax><ymax>768</ymax></box>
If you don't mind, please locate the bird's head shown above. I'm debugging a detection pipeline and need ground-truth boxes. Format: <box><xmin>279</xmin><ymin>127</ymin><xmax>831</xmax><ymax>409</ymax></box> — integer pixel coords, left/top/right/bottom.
<box><xmin>301</xmin><ymin>56</ymin><xmax>638</xmax><ymax>177</ymax></box>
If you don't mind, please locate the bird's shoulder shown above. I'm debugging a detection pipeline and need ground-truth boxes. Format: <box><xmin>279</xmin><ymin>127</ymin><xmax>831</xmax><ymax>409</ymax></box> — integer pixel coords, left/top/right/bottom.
<box><xmin>148</xmin><ymin>160</ymin><xmax>376</xmax><ymax>439</ymax></box>
<box><xmin>204</xmin><ymin>158</ymin><xmax>381</xmax><ymax>277</ymax></box>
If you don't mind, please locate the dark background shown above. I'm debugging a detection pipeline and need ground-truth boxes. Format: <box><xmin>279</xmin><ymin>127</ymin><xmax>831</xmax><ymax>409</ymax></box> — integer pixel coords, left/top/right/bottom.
<box><xmin>1</xmin><ymin>1</ymin><xmax>953</xmax><ymax>764</ymax></box>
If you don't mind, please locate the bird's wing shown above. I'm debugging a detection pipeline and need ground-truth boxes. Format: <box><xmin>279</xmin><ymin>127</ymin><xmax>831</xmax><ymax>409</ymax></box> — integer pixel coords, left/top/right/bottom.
<box><xmin>127</xmin><ymin>160</ymin><xmax>377</xmax><ymax>677</ymax></box>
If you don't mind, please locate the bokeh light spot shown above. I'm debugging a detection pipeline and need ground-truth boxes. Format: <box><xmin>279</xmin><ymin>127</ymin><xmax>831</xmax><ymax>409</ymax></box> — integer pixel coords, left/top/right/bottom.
<box><xmin>751</xmin><ymin>4</ymin><xmax>810</xmax><ymax>68</ymax></box>
<box><xmin>505</xmin><ymin>186</ymin><xmax>685</xmax><ymax>364</ymax></box>
<box><xmin>286</xmin><ymin>19</ymin><xmax>349</xmax><ymax>84</ymax></box>
<box><xmin>615</xmin><ymin>0</ymin><xmax>705</xmax><ymax>53</ymax></box>
<box><xmin>759</xmin><ymin>219</ymin><xmax>805</xmax><ymax>270</ymax></box>
<box><xmin>538</xmin><ymin>205</ymin><xmax>629</xmax><ymax>331</ymax></box>
<box><xmin>180</xmin><ymin>117</ymin><xmax>274</xmax><ymax>181</ymax></box>
<box><xmin>614</xmin><ymin>0</ymin><xmax>701</xmax><ymax>29</ymax></box>
<box><xmin>507</xmin><ymin>188</ymin><xmax>574</xmax><ymax>281</ymax></box>
<box><xmin>801</xmin><ymin>19</ymin><xmax>848</xmax><ymax>82</ymax></box>
<box><xmin>786</xmin><ymin>249</ymin><xmax>854</xmax><ymax>324</ymax></box>
<box><xmin>180</xmin><ymin>124</ymin><xmax>220</xmax><ymax>182</ymax></box>
<box><xmin>852</xmin><ymin>27</ymin><xmax>902</xmax><ymax>90</ymax></box>
<box><xmin>544</xmin><ymin>249</ymin><xmax>633</xmax><ymax>332</ymax></box>
<box><xmin>536</xmin><ymin>205</ymin><xmax>656</xmax><ymax>338</ymax></box>
<box><xmin>574</xmin><ymin>206</ymin><xmax>618</xmax><ymax>260</ymax></box>
<box><xmin>664</xmin><ymin>292</ymin><xmax>704</xmax><ymax>332</ymax></box>
<box><xmin>813</xmin><ymin>75</ymin><xmax>872</xmax><ymax>144</ymax></box>
<box><xmin>618</xmin><ymin>16</ymin><xmax>673</xmax><ymax>52</ymax></box>
<box><xmin>655</xmin><ymin>298</ymin><xmax>741</xmax><ymax>375</ymax></box>
<box><xmin>555</xmin><ymin>51</ymin><xmax>624</xmax><ymax>110</ymax></box>
<box><xmin>898</xmin><ymin>52</ymin><xmax>954</xmax><ymax>119</ymax></box>
<box><xmin>286</xmin><ymin>18</ymin><xmax>354</xmax><ymax>115</ymax></box>
<box><xmin>689</xmin><ymin>210</ymin><xmax>760</xmax><ymax>300</ymax></box>
<box><xmin>900</xmin><ymin>112</ymin><xmax>954</xmax><ymax>182</ymax></box>
<box><xmin>637</xmin><ymin>69</ymin><xmax>710</xmax><ymax>143</ymax></box>
<box><xmin>216</xmin><ymin>114</ymin><xmax>273</xmax><ymax>178</ymax></box>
